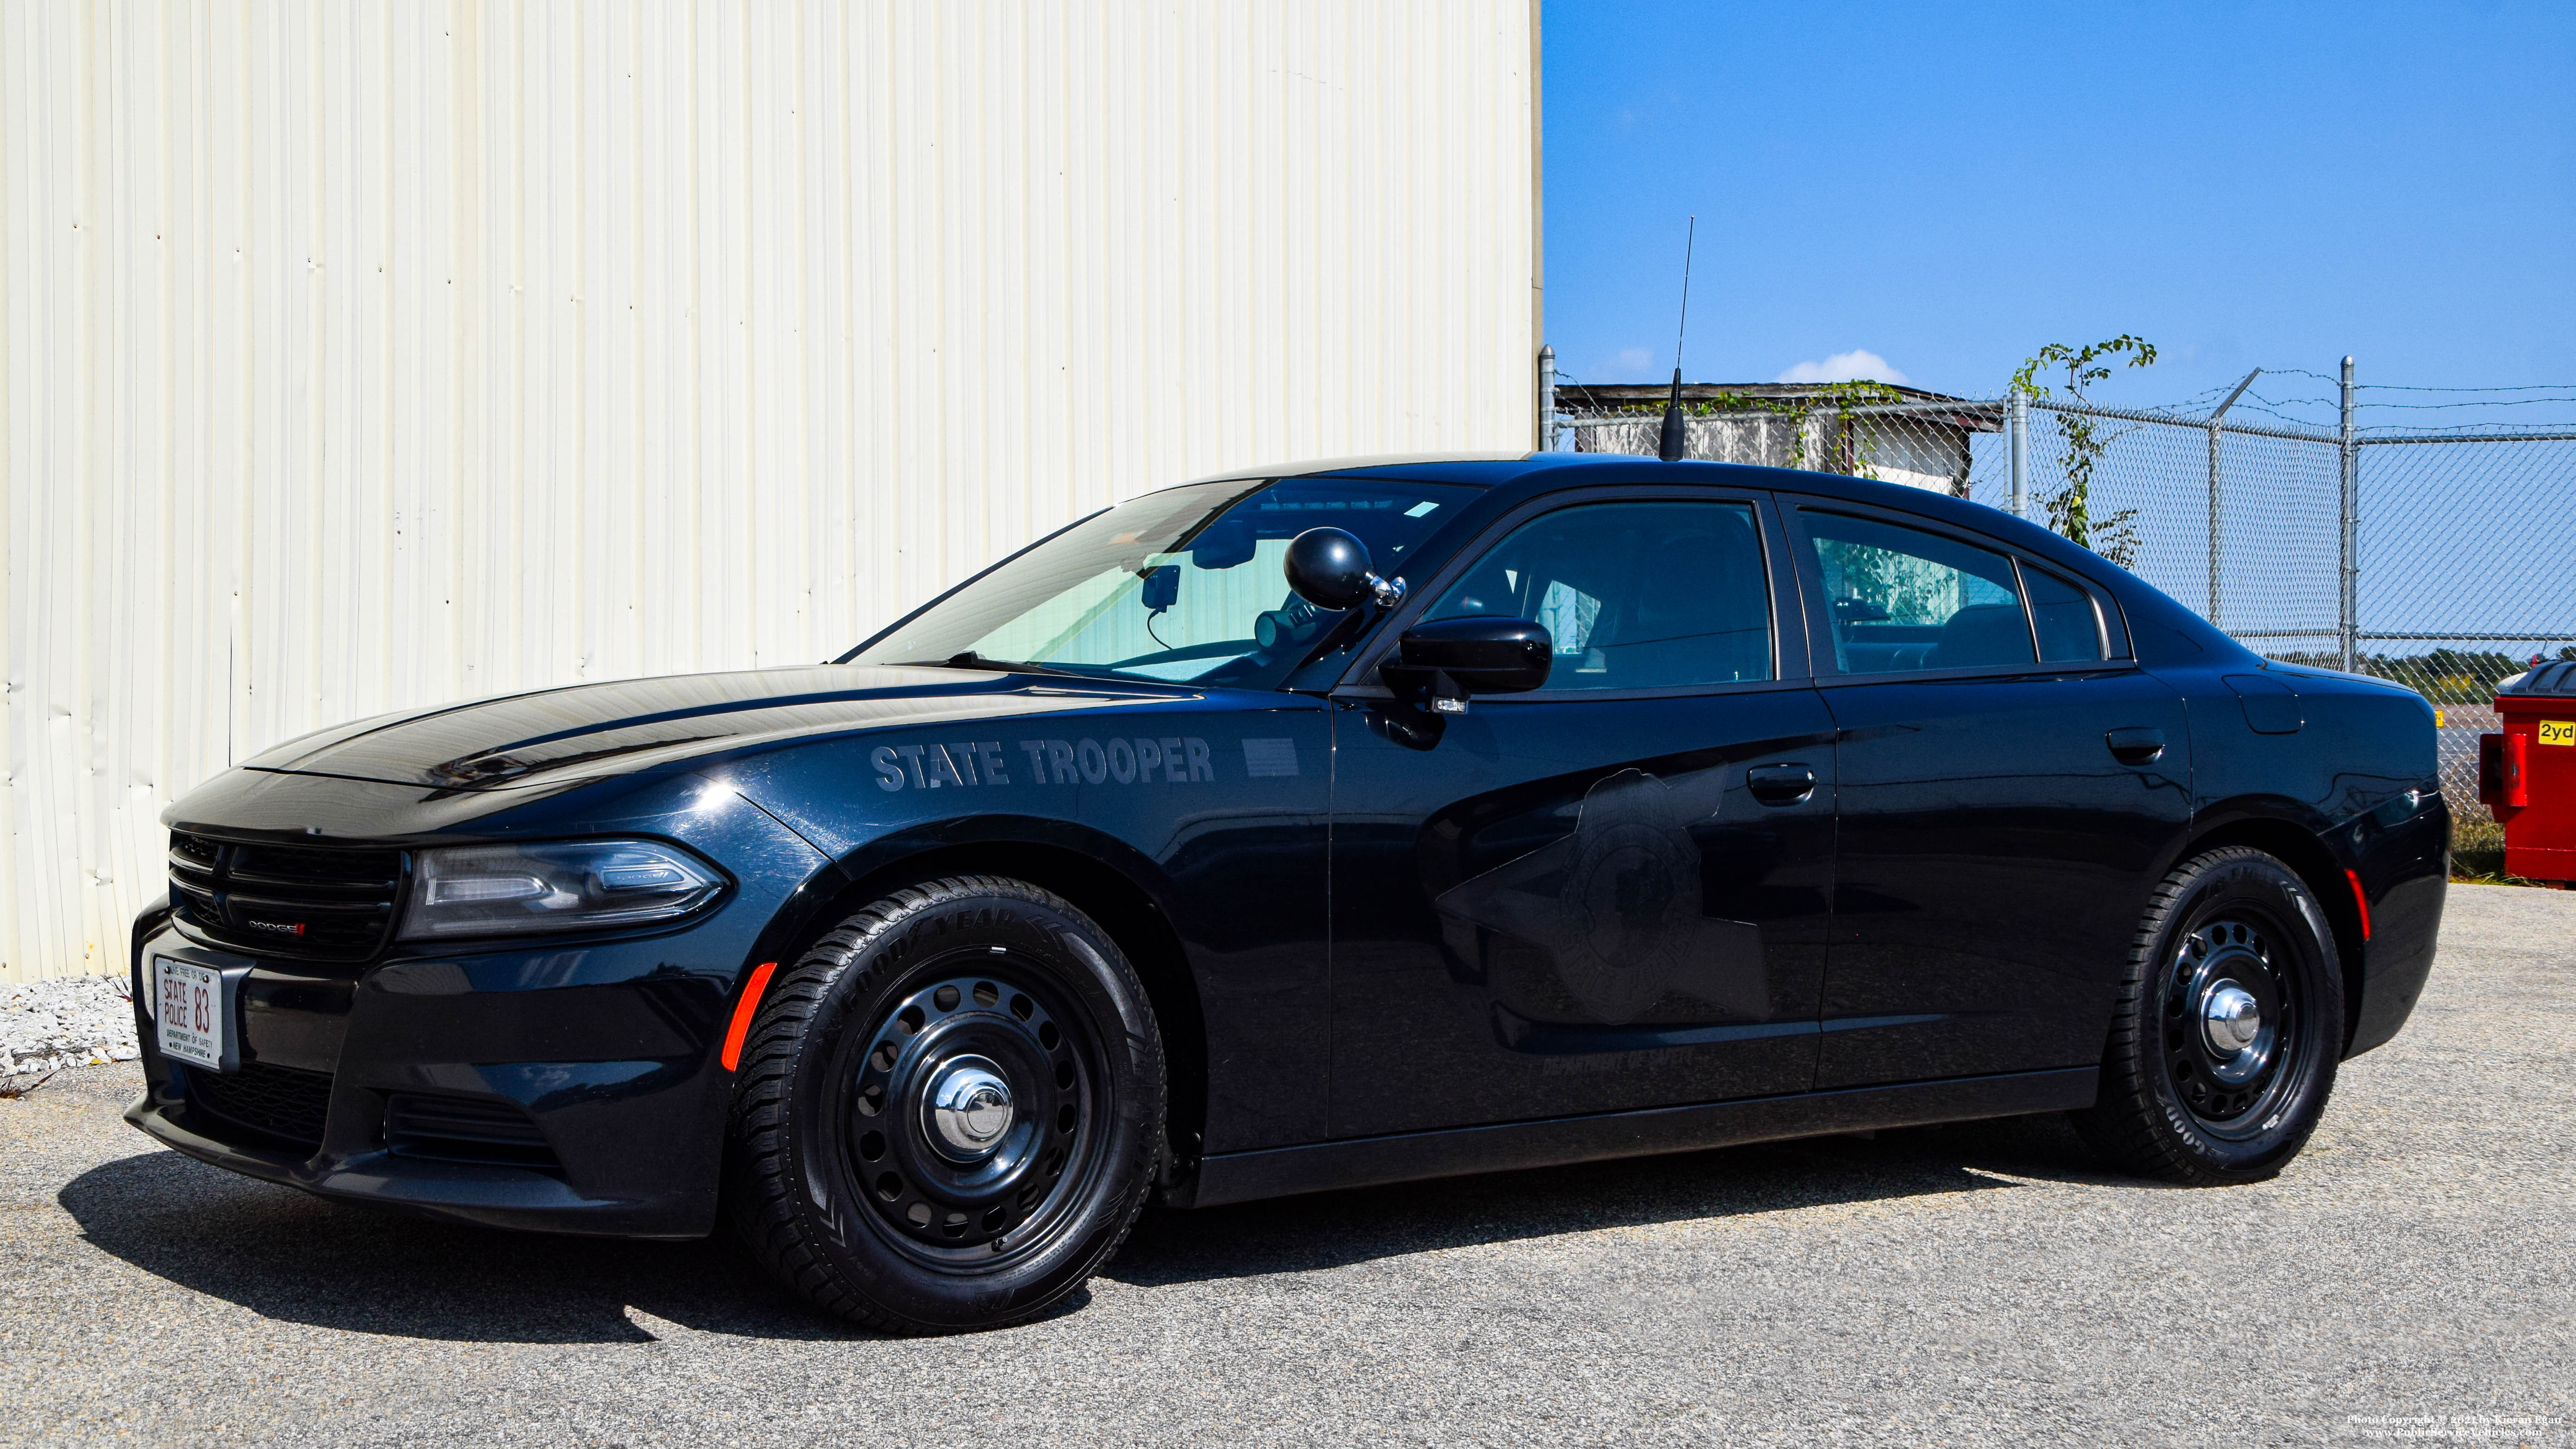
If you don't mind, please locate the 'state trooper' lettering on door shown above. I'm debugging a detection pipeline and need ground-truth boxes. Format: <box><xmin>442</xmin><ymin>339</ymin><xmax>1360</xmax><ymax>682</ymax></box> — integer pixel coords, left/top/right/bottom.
<box><xmin>871</xmin><ymin>737</ymin><xmax>1216</xmax><ymax>791</ymax></box>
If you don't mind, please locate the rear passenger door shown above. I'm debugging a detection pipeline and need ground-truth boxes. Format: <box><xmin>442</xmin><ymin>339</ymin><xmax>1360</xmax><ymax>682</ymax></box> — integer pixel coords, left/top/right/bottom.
<box><xmin>1783</xmin><ymin>501</ymin><xmax>2192</xmax><ymax>1089</ymax></box>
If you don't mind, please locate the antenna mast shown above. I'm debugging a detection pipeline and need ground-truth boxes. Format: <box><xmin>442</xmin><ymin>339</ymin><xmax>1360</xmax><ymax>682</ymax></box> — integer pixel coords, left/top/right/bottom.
<box><xmin>1657</xmin><ymin>216</ymin><xmax>1698</xmax><ymax>462</ymax></box>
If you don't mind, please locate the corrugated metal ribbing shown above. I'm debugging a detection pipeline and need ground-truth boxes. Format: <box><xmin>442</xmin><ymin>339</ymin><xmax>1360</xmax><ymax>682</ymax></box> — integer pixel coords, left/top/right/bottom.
<box><xmin>0</xmin><ymin>1</ymin><xmax>1539</xmax><ymax>981</ymax></box>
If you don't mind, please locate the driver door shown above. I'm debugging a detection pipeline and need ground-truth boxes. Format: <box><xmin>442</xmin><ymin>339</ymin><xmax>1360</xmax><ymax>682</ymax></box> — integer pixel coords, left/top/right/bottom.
<box><xmin>1325</xmin><ymin>486</ymin><xmax>1836</xmax><ymax>1139</ymax></box>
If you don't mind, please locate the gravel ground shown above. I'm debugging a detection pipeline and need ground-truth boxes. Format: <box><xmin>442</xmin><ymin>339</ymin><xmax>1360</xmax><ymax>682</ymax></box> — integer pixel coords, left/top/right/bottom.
<box><xmin>1</xmin><ymin>977</ymin><xmax>139</xmax><ymax>1080</ymax></box>
<box><xmin>4</xmin><ymin>885</ymin><xmax>2571</xmax><ymax>1448</ymax></box>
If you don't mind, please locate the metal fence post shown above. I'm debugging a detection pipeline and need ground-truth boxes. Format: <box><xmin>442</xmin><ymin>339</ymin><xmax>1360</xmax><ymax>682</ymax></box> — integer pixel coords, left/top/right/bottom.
<box><xmin>2205</xmin><ymin>369</ymin><xmax>2260</xmax><ymax>627</ymax></box>
<box><xmin>2008</xmin><ymin>390</ymin><xmax>2029</xmax><ymax>520</ymax></box>
<box><xmin>2339</xmin><ymin>356</ymin><xmax>2358</xmax><ymax>672</ymax></box>
<box><xmin>1536</xmin><ymin>345</ymin><xmax>1557</xmax><ymax>452</ymax></box>
<box><xmin>2206</xmin><ymin>420</ymin><xmax>2224</xmax><ymax>624</ymax></box>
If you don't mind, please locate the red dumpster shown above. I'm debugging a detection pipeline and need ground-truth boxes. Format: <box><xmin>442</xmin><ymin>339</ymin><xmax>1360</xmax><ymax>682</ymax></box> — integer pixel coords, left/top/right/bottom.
<box><xmin>2479</xmin><ymin>659</ymin><xmax>2576</xmax><ymax>886</ymax></box>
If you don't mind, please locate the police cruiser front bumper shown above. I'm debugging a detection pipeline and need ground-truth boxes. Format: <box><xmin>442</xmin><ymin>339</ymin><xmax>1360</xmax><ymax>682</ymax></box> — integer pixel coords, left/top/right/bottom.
<box><xmin>123</xmin><ymin>774</ymin><xmax>834</xmax><ymax>1238</ymax></box>
<box><xmin>125</xmin><ymin>912</ymin><xmax>768</xmax><ymax>1238</ymax></box>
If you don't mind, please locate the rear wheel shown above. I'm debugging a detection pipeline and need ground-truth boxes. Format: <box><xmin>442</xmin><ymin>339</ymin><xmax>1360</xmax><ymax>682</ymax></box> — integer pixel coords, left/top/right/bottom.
<box><xmin>2073</xmin><ymin>847</ymin><xmax>2345</xmax><ymax>1185</ymax></box>
<box><xmin>725</xmin><ymin>875</ymin><xmax>1164</xmax><ymax>1333</ymax></box>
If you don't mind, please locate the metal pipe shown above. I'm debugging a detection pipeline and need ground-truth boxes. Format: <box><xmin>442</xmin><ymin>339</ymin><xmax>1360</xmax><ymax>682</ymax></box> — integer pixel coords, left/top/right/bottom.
<box><xmin>2008</xmin><ymin>389</ymin><xmax>2029</xmax><ymax>520</ymax></box>
<box><xmin>2206</xmin><ymin>421</ymin><xmax>2223</xmax><ymax>623</ymax></box>
<box><xmin>2339</xmin><ymin>356</ymin><xmax>2358</xmax><ymax>673</ymax></box>
<box><xmin>2359</xmin><ymin>429</ymin><xmax>2576</xmax><ymax>445</ymax></box>
<box><xmin>2349</xmin><ymin>632</ymin><xmax>2576</xmax><ymax>643</ymax></box>
<box><xmin>1536</xmin><ymin>345</ymin><xmax>1557</xmax><ymax>452</ymax></box>
<box><xmin>2205</xmin><ymin>369</ymin><xmax>2260</xmax><ymax>627</ymax></box>
<box><xmin>2230</xmin><ymin>629</ymin><xmax>2576</xmax><ymax>644</ymax></box>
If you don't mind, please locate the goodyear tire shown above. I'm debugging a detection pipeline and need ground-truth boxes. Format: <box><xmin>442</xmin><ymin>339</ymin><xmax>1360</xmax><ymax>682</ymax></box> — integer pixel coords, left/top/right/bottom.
<box><xmin>2073</xmin><ymin>847</ymin><xmax>2344</xmax><ymax>1185</ymax></box>
<box><xmin>725</xmin><ymin>875</ymin><xmax>1165</xmax><ymax>1333</ymax></box>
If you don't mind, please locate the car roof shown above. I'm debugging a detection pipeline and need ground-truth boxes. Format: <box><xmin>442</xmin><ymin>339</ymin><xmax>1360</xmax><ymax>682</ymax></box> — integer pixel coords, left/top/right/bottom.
<box><xmin>1303</xmin><ymin>456</ymin><xmax>2233</xmax><ymax>639</ymax></box>
<box><xmin>1170</xmin><ymin>453</ymin><xmax>2201</xmax><ymax>609</ymax></box>
<box><xmin>1293</xmin><ymin>453</ymin><xmax>1997</xmax><ymax>523</ymax></box>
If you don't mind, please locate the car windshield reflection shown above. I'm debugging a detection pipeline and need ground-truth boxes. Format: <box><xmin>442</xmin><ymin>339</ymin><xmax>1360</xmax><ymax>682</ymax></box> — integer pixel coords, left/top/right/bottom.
<box><xmin>846</xmin><ymin>477</ymin><xmax>1478</xmax><ymax>689</ymax></box>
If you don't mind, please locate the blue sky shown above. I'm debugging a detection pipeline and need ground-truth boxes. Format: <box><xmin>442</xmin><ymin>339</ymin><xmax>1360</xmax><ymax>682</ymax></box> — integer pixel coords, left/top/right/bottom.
<box><xmin>1542</xmin><ymin>1</ymin><xmax>2576</xmax><ymax>426</ymax></box>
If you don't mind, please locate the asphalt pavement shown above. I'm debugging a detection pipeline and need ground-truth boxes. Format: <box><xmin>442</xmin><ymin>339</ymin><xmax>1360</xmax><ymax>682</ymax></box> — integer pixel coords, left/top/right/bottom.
<box><xmin>5</xmin><ymin>885</ymin><xmax>2571</xmax><ymax>1448</ymax></box>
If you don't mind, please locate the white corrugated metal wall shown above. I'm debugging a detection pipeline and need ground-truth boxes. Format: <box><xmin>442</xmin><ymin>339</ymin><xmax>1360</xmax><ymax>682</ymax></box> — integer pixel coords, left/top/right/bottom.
<box><xmin>0</xmin><ymin>0</ymin><xmax>1542</xmax><ymax>981</ymax></box>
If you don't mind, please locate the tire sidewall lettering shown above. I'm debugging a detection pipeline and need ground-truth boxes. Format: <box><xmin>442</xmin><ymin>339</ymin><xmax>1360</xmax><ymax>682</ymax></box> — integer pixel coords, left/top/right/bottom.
<box><xmin>2147</xmin><ymin>855</ymin><xmax>2342</xmax><ymax>1170</ymax></box>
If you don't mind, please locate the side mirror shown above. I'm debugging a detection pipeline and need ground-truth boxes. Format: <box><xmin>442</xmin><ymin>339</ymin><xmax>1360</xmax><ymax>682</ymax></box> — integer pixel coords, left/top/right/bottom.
<box><xmin>1391</xmin><ymin>615</ymin><xmax>1553</xmax><ymax>704</ymax></box>
<box><xmin>1285</xmin><ymin>527</ymin><xmax>1402</xmax><ymax>612</ymax></box>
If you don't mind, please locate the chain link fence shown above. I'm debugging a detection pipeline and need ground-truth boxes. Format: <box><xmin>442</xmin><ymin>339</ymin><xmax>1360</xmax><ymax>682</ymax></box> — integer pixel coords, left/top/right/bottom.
<box><xmin>1552</xmin><ymin>380</ymin><xmax>2576</xmax><ymax>861</ymax></box>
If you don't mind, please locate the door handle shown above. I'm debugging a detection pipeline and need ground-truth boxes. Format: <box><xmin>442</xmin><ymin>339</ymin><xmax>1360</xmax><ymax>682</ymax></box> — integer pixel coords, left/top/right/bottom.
<box><xmin>2106</xmin><ymin>727</ymin><xmax>2166</xmax><ymax>765</ymax></box>
<box><xmin>1747</xmin><ymin>762</ymin><xmax>1817</xmax><ymax>807</ymax></box>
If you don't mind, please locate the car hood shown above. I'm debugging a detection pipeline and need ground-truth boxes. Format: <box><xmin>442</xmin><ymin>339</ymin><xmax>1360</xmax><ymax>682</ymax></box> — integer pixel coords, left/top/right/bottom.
<box><xmin>239</xmin><ymin>665</ymin><xmax>1194</xmax><ymax>791</ymax></box>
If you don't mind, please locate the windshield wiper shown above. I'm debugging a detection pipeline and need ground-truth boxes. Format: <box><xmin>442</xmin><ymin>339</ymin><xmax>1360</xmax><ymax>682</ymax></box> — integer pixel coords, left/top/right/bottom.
<box><xmin>898</xmin><ymin>651</ymin><xmax>1089</xmax><ymax>679</ymax></box>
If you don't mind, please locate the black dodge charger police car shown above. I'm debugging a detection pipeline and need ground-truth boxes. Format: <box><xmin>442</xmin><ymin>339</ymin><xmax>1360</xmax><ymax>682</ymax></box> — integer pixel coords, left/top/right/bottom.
<box><xmin>129</xmin><ymin>453</ymin><xmax>2447</xmax><ymax>1333</ymax></box>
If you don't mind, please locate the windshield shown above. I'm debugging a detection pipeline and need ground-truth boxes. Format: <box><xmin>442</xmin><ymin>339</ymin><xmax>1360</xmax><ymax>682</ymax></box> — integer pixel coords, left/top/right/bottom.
<box><xmin>847</xmin><ymin>476</ymin><xmax>1480</xmax><ymax>688</ymax></box>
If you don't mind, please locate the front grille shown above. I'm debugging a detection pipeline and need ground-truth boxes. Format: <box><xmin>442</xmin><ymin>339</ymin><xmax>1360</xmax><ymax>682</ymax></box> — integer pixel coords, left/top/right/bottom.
<box><xmin>185</xmin><ymin>1061</ymin><xmax>334</xmax><ymax>1150</ymax></box>
<box><xmin>169</xmin><ymin>830</ymin><xmax>404</xmax><ymax>962</ymax></box>
<box><xmin>384</xmin><ymin>1093</ymin><xmax>562</xmax><ymax>1171</ymax></box>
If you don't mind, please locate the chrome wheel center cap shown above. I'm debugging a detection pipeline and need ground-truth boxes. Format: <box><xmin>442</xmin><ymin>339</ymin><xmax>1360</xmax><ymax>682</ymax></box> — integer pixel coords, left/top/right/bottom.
<box><xmin>2202</xmin><ymin>983</ymin><xmax>2263</xmax><ymax>1055</ymax></box>
<box><xmin>928</xmin><ymin>1057</ymin><xmax>1014</xmax><ymax>1158</ymax></box>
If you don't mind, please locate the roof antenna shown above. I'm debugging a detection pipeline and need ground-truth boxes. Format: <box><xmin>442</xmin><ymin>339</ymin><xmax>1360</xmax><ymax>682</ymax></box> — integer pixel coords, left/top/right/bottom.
<box><xmin>1657</xmin><ymin>215</ymin><xmax>1697</xmax><ymax>463</ymax></box>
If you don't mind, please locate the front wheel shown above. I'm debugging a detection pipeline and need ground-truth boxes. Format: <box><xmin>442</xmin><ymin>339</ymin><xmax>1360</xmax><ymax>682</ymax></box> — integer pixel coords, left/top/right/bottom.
<box><xmin>2073</xmin><ymin>847</ymin><xmax>2345</xmax><ymax>1185</ymax></box>
<box><xmin>725</xmin><ymin>875</ymin><xmax>1165</xmax><ymax>1333</ymax></box>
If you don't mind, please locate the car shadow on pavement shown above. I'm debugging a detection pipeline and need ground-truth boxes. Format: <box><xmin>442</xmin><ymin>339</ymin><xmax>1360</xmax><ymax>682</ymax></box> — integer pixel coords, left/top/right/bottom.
<box><xmin>1106</xmin><ymin>1109</ymin><xmax>2122</xmax><ymax>1287</ymax></box>
<box><xmin>59</xmin><ymin>1110</ymin><xmax>2112</xmax><ymax>1344</ymax></box>
<box><xmin>54</xmin><ymin>1149</ymin><xmax>901</xmax><ymax>1345</ymax></box>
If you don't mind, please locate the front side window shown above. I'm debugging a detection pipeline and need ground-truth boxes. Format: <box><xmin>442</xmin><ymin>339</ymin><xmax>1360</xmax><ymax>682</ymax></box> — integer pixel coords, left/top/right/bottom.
<box><xmin>847</xmin><ymin>477</ymin><xmax>1476</xmax><ymax>688</ymax></box>
<box><xmin>1421</xmin><ymin>499</ymin><xmax>1773</xmax><ymax>691</ymax></box>
<box><xmin>1804</xmin><ymin>512</ymin><xmax>2034</xmax><ymax>674</ymax></box>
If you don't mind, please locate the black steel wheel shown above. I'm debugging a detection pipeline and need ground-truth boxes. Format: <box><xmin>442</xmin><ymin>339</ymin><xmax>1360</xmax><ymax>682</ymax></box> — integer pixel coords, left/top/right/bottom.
<box><xmin>2161</xmin><ymin>916</ymin><xmax>2295</xmax><ymax>1132</ymax></box>
<box><xmin>725</xmin><ymin>875</ymin><xmax>1164</xmax><ymax>1333</ymax></box>
<box><xmin>2074</xmin><ymin>847</ymin><xmax>2345</xmax><ymax>1185</ymax></box>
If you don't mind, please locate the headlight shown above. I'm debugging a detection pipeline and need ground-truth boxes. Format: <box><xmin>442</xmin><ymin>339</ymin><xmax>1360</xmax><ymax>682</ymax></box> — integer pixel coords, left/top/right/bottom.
<box><xmin>399</xmin><ymin>839</ymin><xmax>726</xmax><ymax>940</ymax></box>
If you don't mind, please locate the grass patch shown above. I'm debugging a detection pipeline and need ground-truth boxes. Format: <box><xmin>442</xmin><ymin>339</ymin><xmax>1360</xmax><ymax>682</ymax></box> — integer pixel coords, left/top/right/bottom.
<box><xmin>2451</xmin><ymin>818</ymin><xmax>2564</xmax><ymax>888</ymax></box>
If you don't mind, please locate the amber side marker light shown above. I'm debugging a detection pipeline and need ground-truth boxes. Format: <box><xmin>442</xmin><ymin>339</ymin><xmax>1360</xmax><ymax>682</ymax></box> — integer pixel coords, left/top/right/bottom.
<box><xmin>2345</xmin><ymin>872</ymin><xmax>2372</xmax><ymax>941</ymax></box>
<box><xmin>721</xmin><ymin>962</ymin><xmax>780</xmax><ymax>1071</ymax></box>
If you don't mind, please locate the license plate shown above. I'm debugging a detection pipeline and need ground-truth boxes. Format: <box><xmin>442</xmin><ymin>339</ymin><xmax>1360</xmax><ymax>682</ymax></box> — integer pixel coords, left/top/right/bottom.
<box><xmin>155</xmin><ymin>957</ymin><xmax>229</xmax><ymax>1071</ymax></box>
